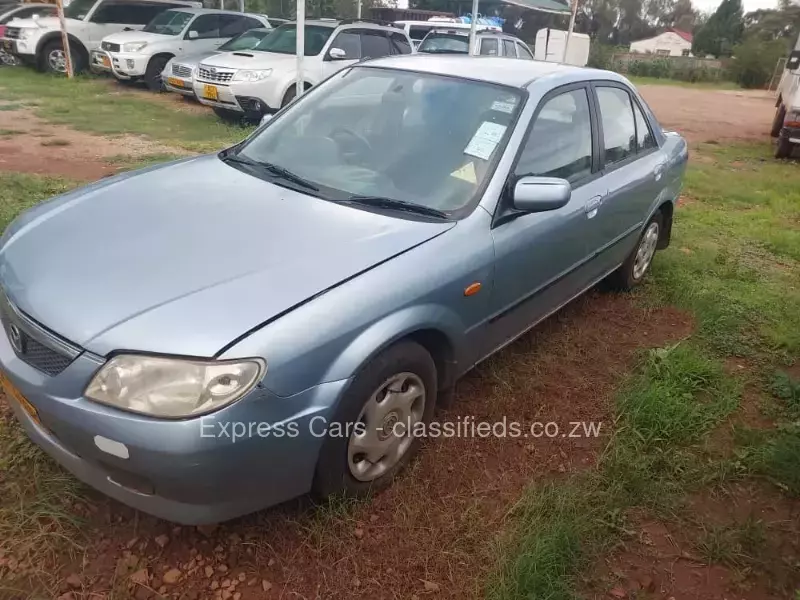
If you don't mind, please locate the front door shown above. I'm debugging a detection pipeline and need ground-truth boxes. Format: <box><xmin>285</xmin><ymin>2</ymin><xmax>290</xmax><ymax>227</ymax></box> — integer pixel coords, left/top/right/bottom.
<box><xmin>486</xmin><ymin>84</ymin><xmax>606</xmax><ymax>352</ymax></box>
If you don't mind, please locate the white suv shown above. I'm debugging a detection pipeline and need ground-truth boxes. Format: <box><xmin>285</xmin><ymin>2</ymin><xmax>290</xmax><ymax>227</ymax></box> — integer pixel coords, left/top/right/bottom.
<box><xmin>94</xmin><ymin>8</ymin><xmax>270</xmax><ymax>90</ymax></box>
<box><xmin>193</xmin><ymin>19</ymin><xmax>413</xmax><ymax>119</ymax></box>
<box><xmin>418</xmin><ymin>28</ymin><xmax>534</xmax><ymax>59</ymax></box>
<box><xmin>1</xmin><ymin>0</ymin><xmax>198</xmax><ymax>73</ymax></box>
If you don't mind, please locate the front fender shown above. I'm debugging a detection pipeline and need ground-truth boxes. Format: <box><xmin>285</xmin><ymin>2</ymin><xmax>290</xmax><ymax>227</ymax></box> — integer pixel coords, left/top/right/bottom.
<box><xmin>320</xmin><ymin>303</ymin><xmax>465</xmax><ymax>387</ymax></box>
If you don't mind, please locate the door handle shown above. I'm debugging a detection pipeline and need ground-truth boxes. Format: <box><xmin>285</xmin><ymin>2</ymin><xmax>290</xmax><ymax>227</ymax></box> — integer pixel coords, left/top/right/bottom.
<box><xmin>584</xmin><ymin>195</ymin><xmax>603</xmax><ymax>219</ymax></box>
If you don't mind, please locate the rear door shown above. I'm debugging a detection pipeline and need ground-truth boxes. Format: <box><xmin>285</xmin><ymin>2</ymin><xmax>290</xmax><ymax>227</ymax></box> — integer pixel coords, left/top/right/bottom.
<box><xmin>478</xmin><ymin>36</ymin><xmax>499</xmax><ymax>56</ymax></box>
<box><xmin>587</xmin><ymin>82</ymin><xmax>664</xmax><ymax>274</ymax></box>
<box><xmin>321</xmin><ymin>27</ymin><xmax>360</xmax><ymax>79</ymax></box>
<box><xmin>502</xmin><ymin>38</ymin><xmax>516</xmax><ymax>58</ymax></box>
<box><xmin>184</xmin><ymin>13</ymin><xmax>223</xmax><ymax>53</ymax></box>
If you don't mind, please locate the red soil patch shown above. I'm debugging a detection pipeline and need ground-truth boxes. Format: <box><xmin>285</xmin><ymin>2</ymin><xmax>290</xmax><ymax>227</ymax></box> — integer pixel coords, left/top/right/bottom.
<box><xmin>35</xmin><ymin>291</ymin><xmax>693</xmax><ymax>600</ymax></box>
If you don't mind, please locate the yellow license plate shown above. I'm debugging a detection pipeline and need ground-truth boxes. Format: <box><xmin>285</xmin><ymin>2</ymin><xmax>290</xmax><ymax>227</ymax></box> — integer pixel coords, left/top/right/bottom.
<box><xmin>203</xmin><ymin>84</ymin><xmax>218</xmax><ymax>101</ymax></box>
<box><xmin>0</xmin><ymin>370</ymin><xmax>40</xmax><ymax>426</ymax></box>
<box><xmin>102</xmin><ymin>55</ymin><xmax>110</xmax><ymax>67</ymax></box>
<box><xmin>167</xmin><ymin>76</ymin><xmax>183</xmax><ymax>88</ymax></box>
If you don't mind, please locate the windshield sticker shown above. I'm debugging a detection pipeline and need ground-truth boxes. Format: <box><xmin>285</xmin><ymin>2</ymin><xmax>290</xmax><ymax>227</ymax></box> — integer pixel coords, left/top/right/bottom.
<box><xmin>490</xmin><ymin>100</ymin><xmax>516</xmax><ymax>114</ymax></box>
<box><xmin>464</xmin><ymin>122</ymin><xmax>507</xmax><ymax>161</ymax></box>
<box><xmin>450</xmin><ymin>162</ymin><xmax>477</xmax><ymax>184</ymax></box>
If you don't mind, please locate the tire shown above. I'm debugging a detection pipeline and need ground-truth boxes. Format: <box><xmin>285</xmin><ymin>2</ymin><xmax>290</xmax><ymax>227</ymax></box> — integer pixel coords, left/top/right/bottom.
<box><xmin>606</xmin><ymin>211</ymin><xmax>664</xmax><ymax>291</ymax></box>
<box><xmin>144</xmin><ymin>55</ymin><xmax>170</xmax><ymax>92</ymax></box>
<box><xmin>313</xmin><ymin>340</ymin><xmax>437</xmax><ymax>499</ymax></box>
<box><xmin>775</xmin><ymin>136</ymin><xmax>793</xmax><ymax>159</ymax></box>
<box><xmin>39</xmin><ymin>39</ymin><xmax>85</xmax><ymax>74</ymax></box>
<box><xmin>771</xmin><ymin>104</ymin><xmax>786</xmax><ymax>138</ymax></box>
<box><xmin>281</xmin><ymin>84</ymin><xmax>297</xmax><ymax>108</ymax></box>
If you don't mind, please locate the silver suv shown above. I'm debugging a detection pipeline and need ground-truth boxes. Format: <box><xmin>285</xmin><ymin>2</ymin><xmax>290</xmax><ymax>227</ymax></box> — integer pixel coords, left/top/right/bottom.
<box><xmin>418</xmin><ymin>28</ymin><xmax>534</xmax><ymax>59</ymax></box>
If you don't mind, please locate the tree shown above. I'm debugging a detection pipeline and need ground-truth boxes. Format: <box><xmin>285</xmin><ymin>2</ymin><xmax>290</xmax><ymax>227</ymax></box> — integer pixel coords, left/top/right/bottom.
<box><xmin>692</xmin><ymin>0</ymin><xmax>744</xmax><ymax>56</ymax></box>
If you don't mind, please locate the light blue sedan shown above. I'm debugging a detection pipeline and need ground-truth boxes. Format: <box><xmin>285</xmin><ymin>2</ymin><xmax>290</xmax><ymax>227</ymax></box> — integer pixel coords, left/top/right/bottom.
<box><xmin>0</xmin><ymin>55</ymin><xmax>687</xmax><ymax>524</ymax></box>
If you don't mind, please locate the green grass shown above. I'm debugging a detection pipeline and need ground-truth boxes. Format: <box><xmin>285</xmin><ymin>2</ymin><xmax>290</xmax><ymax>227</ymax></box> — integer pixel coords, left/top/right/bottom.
<box><xmin>0</xmin><ymin>172</ymin><xmax>80</xmax><ymax>231</ymax></box>
<box><xmin>629</xmin><ymin>76</ymin><xmax>741</xmax><ymax>90</ymax></box>
<box><xmin>489</xmin><ymin>141</ymin><xmax>799</xmax><ymax>599</ymax></box>
<box><xmin>0</xmin><ymin>70</ymin><xmax>251</xmax><ymax>152</ymax></box>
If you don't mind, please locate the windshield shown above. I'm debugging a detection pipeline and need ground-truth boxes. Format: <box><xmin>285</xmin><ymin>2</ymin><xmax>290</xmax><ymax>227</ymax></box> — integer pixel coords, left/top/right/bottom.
<box><xmin>252</xmin><ymin>23</ymin><xmax>333</xmax><ymax>56</ymax></box>
<box><xmin>142</xmin><ymin>10</ymin><xmax>193</xmax><ymax>35</ymax></box>
<box><xmin>64</xmin><ymin>0</ymin><xmax>96</xmax><ymax>20</ymax></box>
<box><xmin>235</xmin><ymin>67</ymin><xmax>522</xmax><ymax>214</ymax></box>
<box><xmin>419</xmin><ymin>32</ymin><xmax>469</xmax><ymax>54</ymax></box>
<box><xmin>218</xmin><ymin>27</ymin><xmax>270</xmax><ymax>51</ymax></box>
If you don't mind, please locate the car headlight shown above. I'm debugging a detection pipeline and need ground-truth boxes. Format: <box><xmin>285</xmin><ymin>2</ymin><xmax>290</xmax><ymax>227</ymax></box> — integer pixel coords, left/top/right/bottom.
<box><xmin>123</xmin><ymin>42</ymin><xmax>147</xmax><ymax>52</ymax></box>
<box><xmin>233</xmin><ymin>69</ymin><xmax>272</xmax><ymax>82</ymax></box>
<box><xmin>85</xmin><ymin>355</ymin><xmax>266</xmax><ymax>418</ymax></box>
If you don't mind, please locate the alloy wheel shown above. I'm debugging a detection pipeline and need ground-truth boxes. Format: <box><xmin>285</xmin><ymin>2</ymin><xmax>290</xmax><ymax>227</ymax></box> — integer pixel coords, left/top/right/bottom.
<box><xmin>633</xmin><ymin>221</ymin><xmax>659</xmax><ymax>280</ymax></box>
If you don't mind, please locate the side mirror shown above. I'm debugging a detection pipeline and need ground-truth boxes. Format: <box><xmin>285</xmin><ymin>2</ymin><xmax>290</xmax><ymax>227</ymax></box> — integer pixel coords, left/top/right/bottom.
<box><xmin>512</xmin><ymin>176</ymin><xmax>571</xmax><ymax>212</ymax></box>
<box><xmin>259</xmin><ymin>113</ymin><xmax>273</xmax><ymax>126</ymax></box>
<box><xmin>328</xmin><ymin>47</ymin><xmax>347</xmax><ymax>60</ymax></box>
<box><xmin>188</xmin><ymin>30</ymin><xmax>198</xmax><ymax>40</ymax></box>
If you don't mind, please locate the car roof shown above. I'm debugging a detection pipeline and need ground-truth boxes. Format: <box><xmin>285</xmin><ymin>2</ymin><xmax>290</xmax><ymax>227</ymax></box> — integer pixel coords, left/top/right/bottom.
<box><xmin>163</xmin><ymin>7</ymin><xmax>266</xmax><ymax>16</ymax></box>
<box><xmin>426</xmin><ymin>28</ymin><xmax>518</xmax><ymax>38</ymax></box>
<box><xmin>364</xmin><ymin>55</ymin><xmax>622</xmax><ymax>89</ymax></box>
<box><xmin>284</xmin><ymin>18</ymin><xmax>402</xmax><ymax>30</ymax></box>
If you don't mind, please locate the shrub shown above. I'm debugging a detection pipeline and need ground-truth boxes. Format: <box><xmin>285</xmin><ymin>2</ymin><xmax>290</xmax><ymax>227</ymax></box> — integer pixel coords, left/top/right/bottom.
<box><xmin>730</xmin><ymin>37</ymin><xmax>789</xmax><ymax>89</ymax></box>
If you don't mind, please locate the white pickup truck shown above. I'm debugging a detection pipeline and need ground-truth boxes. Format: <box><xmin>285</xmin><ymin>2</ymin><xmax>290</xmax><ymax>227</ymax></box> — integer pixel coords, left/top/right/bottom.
<box><xmin>772</xmin><ymin>33</ymin><xmax>800</xmax><ymax>158</ymax></box>
<box><xmin>0</xmin><ymin>0</ymin><xmax>198</xmax><ymax>73</ymax></box>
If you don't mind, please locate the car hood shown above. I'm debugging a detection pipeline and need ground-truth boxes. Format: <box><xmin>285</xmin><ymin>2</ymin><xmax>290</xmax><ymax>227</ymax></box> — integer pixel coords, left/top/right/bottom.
<box><xmin>0</xmin><ymin>155</ymin><xmax>454</xmax><ymax>357</ymax></box>
<box><xmin>201</xmin><ymin>50</ymin><xmax>296</xmax><ymax>70</ymax></box>
<box><xmin>102</xmin><ymin>30</ymin><xmax>173</xmax><ymax>46</ymax></box>
<box><xmin>172</xmin><ymin>49</ymin><xmax>219</xmax><ymax>68</ymax></box>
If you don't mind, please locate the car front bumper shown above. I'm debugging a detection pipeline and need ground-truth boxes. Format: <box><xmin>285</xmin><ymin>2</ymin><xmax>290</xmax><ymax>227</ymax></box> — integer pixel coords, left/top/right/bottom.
<box><xmin>161</xmin><ymin>72</ymin><xmax>195</xmax><ymax>97</ymax></box>
<box><xmin>106</xmin><ymin>51</ymin><xmax>149</xmax><ymax>79</ymax></box>
<box><xmin>90</xmin><ymin>49</ymin><xmax>112</xmax><ymax>74</ymax></box>
<box><xmin>2</xmin><ymin>36</ymin><xmax>35</xmax><ymax>58</ymax></box>
<box><xmin>0</xmin><ymin>328</ymin><xmax>348</xmax><ymax>524</ymax></box>
<box><xmin>193</xmin><ymin>78</ymin><xmax>277</xmax><ymax>115</ymax></box>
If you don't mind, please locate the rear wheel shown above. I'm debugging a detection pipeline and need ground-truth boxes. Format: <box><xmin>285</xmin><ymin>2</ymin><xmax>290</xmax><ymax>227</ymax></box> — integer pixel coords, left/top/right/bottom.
<box><xmin>771</xmin><ymin>104</ymin><xmax>786</xmax><ymax>138</ymax></box>
<box><xmin>606</xmin><ymin>211</ymin><xmax>663</xmax><ymax>291</ymax></box>
<box><xmin>144</xmin><ymin>55</ymin><xmax>170</xmax><ymax>92</ymax></box>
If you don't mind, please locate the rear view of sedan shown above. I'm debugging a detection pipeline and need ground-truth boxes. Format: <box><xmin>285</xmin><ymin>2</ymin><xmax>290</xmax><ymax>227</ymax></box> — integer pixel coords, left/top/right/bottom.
<box><xmin>0</xmin><ymin>56</ymin><xmax>687</xmax><ymax>525</ymax></box>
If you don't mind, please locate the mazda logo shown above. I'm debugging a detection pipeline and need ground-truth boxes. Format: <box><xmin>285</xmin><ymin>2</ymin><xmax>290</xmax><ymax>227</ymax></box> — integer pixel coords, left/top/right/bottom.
<box><xmin>8</xmin><ymin>324</ymin><xmax>24</xmax><ymax>354</ymax></box>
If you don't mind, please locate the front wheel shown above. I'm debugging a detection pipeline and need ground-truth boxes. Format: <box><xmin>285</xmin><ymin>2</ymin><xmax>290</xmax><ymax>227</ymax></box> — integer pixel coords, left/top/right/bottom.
<box><xmin>313</xmin><ymin>341</ymin><xmax>437</xmax><ymax>499</ymax></box>
<box><xmin>39</xmin><ymin>39</ymin><xmax>84</xmax><ymax>74</ymax></box>
<box><xmin>144</xmin><ymin>56</ymin><xmax>169</xmax><ymax>92</ymax></box>
<box><xmin>771</xmin><ymin>104</ymin><xmax>786</xmax><ymax>138</ymax></box>
<box><xmin>775</xmin><ymin>136</ymin><xmax>793</xmax><ymax>159</ymax></box>
<box><xmin>607</xmin><ymin>212</ymin><xmax>663</xmax><ymax>291</ymax></box>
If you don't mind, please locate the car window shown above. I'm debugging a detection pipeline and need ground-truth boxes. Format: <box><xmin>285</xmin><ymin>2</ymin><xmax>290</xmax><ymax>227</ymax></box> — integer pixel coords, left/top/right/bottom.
<box><xmin>360</xmin><ymin>30</ymin><xmax>391</xmax><ymax>58</ymax></box>
<box><xmin>418</xmin><ymin>32</ymin><xmax>468</xmax><ymax>54</ymax></box>
<box><xmin>218</xmin><ymin>27</ymin><xmax>269</xmax><ymax>51</ymax></box>
<box><xmin>142</xmin><ymin>9</ymin><xmax>192</xmax><ymax>34</ymax></box>
<box><xmin>632</xmin><ymin>99</ymin><xmax>656</xmax><ymax>152</ymax></box>
<box><xmin>239</xmin><ymin>67</ymin><xmax>523</xmax><ymax>213</ymax></box>
<box><xmin>9</xmin><ymin>5</ymin><xmax>56</xmax><ymax>20</ymax></box>
<box><xmin>389</xmin><ymin>31</ymin><xmax>412</xmax><ymax>54</ymax></box>
<box><xmin>187</xmin><ymin>14</ymin><xmax>221</xmax><ymax>39</ymax></box>
<box><xmin>90</xmin><ymin>1</ymin><xmax>140</xmax><ymax>24</ymax></box>
<box><xmin>128</xmin><ymin>3</ymin><xmax>182</xmax><ymax>25</ymax></box>
<box><xmin>64</xmin><ymin>0</ymin><xmax>96</xmax><ymax>20</ymax></box>
<box><xmin>479</xmin><ymin>37</ymin><xmax>498</xmax><ymax>56</ymax></box>
<box><xmin>502</xmin><ymin>39</ymin><xmax>516</xmax><ymax>57</ymax></box>
<box><xmin>515</xmin><ymin>88</ymin><xmax>593</xmax><ymax>183</ymax></box>
<box><xmin>408</xmin><ymin>24</ymin><xmax>434</xmax><ymax>41</ymax></box>
<box><xmin>219</xmin><ymin>14</ymin><xmax>250</xmax><ymax>37</ymax></box>
<box><xmin>330</xmin><ymin>30</ymin><xmax>360</xmax><ymax>59</ymax></box>
<box><xmin>517</xmin><ymin>42</ymin><xmax>533</xmax><ymax>60</ymax></box>
<box><xmin>596</xmin><ymin>86</ymin><xmax>636</xmax><ymax>166</ymax></box>
<box><xmin>254</xmin><ymin>23</ymin><xmax>333</xmax><ymax>56</ymax></box>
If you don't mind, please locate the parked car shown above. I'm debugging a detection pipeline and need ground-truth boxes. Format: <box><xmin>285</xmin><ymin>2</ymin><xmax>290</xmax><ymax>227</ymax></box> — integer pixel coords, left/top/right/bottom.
<box><xmin>193</xmin><ymin>18</ymin><xmax>413</xmax><ymax>120</ymax></box>
<box><xmin>162</xmin><ymin>26</ymin><xmax>272</xmax><ymax>97</ymax></box>
<box><xmin>0</xmin><ymin>56</ymin><xmax>687</xmax><ymax>525</ymax></box>
<box><xmin>394</xmin><ymin>18</ymin><xmax>499</xmax><ymax>49</ymax></box>
<box><xmin>0</xmin><ymin>0</ymin><xmax>199</xmax><ymax>74</ymax></box>
<box><xmin>418</xmin><ymin>28</ymin><xmax>533</xmax><ymax>58</ymax></box>
<box><xmin>0</xmin><ymin>3</ymin><xmax>56</xmax><ymax>65</ymax></box>
<box><xmin>92</xmin><ymin>8</ymin><xmax>270</xmax><ymax>91</ymax></box>
<box><xmin>771</xmin><ymin>32</ymin><xmax>800</xmax><ymax>158</ymax></box>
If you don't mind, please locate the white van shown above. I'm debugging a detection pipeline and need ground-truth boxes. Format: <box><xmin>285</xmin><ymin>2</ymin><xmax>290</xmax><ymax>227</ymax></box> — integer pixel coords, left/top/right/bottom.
<box><xmin>534</xmin><ymin>27</ymin><xmax>590</xmax><ymax>67</ymax></box>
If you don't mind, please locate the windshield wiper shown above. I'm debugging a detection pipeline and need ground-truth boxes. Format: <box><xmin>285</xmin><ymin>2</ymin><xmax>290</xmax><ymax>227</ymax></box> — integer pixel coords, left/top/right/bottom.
<box><xmin>221</xmin><ymin>153</ymin><xmax>319</xmax><ymax>192</ymax></box>
<box><xmin>341</xmin><ymin>195</ymin><xmax>449</xmax><ymax>219</ymax></box>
